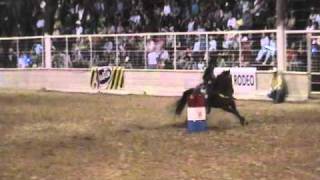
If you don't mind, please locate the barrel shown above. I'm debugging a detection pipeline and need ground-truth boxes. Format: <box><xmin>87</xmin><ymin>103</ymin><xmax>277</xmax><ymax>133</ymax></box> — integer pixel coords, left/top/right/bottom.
<box><xmin>187</xmin><ymin>93</ymin><xmax>207</xmax><ymax>133</ymax></box>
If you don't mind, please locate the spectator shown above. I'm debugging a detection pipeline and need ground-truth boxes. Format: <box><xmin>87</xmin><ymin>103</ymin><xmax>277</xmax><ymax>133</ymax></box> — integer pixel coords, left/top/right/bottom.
<box><xmin>75</xmin><ymin>2</ymin><xmax>86</xmax><ymax>22</ymax></box>
<box><xmin>171</xmin><ymin>0</ymin><xmax>181</xmax><ymax>18</ymax></box>
<box><xmin>287</xmin><ymin>42</ymin><xmax>298</xmax><ymax>70</ymax></box>
<box><xmin>306</xmin><ymin>20</ymin><xmax>315</xmax><ymax>30</ymax></box>
<box><xmin>227</xmin><ymin>14</ymin><xmax>237</xmax><ymax>30</ymax></box>
<box><xmin>309</xmin><ymin>7</ymin><xmax>320</xmax><ymax>26</ymax></box>
<box><xmin>255</xmin><ymin>33</ymin><xmax>270</xmax><ymax>63</ymax></box>
<box><xmin>0</xmin><ymin>0</ymin><xmax>284</xmax><ymax>37</ymax></box>
<box><xmin>314</xmin><ymin>21</ymin><xmax>320</xmax><ymax>30</ymax></box>
<box><xmin>236</xmin><ymin>13</ymin><xmax>244</xmax><ymax>30</ymax></box>
<box><xmin>129</xmin><ymin>10</ymin><xmax>142</xmax><ymax>31</ymax></box>
<box><xmin>18</xmin><ymin>54</ymin><xmax>31</xmax><ymax>68</ymax></box>
<box><xmin>116</xmin><ymin>0</ymin><xmax>125</xmax><ymax>16</ymax></box>
<box><xmin>240</xmin><ymin>35</ymin><xmax>252</xmax><ymax>67</ymax></box>
<box><xmin>75</xmin><ymin>20</ymin><xmax>83</xmax><ymax>35</ymax></box>
<box><xmin>240</xmin><ymin>0</ymin><xmax>250</xmax><ymax>14</ymax></box>
<box><xmin>2</xmin><ymin>48</ymin><xmax>17</xmax><ymax>68</ymax></box>
<box><xmin>295</xmin><ymin>41</ymin><xmax>307</xmax><ymax>71</ymax></box>
<box><xmin>163</xmin><ymin>0</ymin><xmax>172</xmax><ymax>17</ymax></box>
<box><xmin>147</xmin><ymin>51</ymin><xmax>159</xmax><ymax>69</ymax></box>
<box><xmin>192</xmin><ymin>37</ymin><xmax>200</xmax><ymax>50</ymax></box>
<box><xmin>242</xmin><ymin>10</ymin><xmax>253</xmax><ymax>30</ymax></box>
<box><xmin>252</xmin><ymin>0</ymin><xmax>268</xmax><ymax>29</ymax></box>
<box><xmin>35</xmin><ymin>13</ymin><xmax>45</xmax><ymax>35</ymax></box>
<box><xmin>103</xmin><ymin>40</ymin><xmax>113</xmax><ymax>53</ymax></box>
<box><xmin>53</xmin><ymin>21</ymin><xmax>62</xmax><ymax>35</ymax></box>
<box><xmin>158</xmin><ymin>49</ymin><xmax>171</xmax><ymax>69</ymax></box>
<box><xmin>286</xmin><ymin>10</ymin><xmax>296</xmax><ymax>30</ymax></box>
<box><xmin>267</xmin><ymin>70</ymin><xmax>287</xmax><ymax>103</ymax></box>
<box><xmin>198</xmin><ymin>59</ymin><xmax>206</xmax><ymax>70</ymax></box>
<box><xmin>187</xmin><ymin>18</ymin><xmax>195</xmax><ymax>32</ymax></box>
<box><xmin>208</xmin><ymin>36</ymin><xmax>217</xmax><ymax>52</ymax></box>
<box><xmin>263</xmin><ymin>33</ymin><xmax>276</xmax><ymax>65</ymax></box>
<box><xmin>191</xmin><ymin>0</ymin><xmax>200</xmax><ymax>17</ymax></box>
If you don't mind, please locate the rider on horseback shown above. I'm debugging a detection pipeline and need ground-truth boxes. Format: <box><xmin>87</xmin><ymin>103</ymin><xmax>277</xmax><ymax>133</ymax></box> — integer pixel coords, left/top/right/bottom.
<box><xmin>175</xmin><ymin>57</ymin><xmax>246</xmax><ymax>126</ymax></box>
<box><xmin>195</xmin><ymin>58</ymin><xmax>217</xmax><ymax>98</ymax></box>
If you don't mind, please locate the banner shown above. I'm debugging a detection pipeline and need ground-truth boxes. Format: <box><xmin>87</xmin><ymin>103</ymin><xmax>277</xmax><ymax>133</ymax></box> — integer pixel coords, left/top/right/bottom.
<box><xmin>90</xmin><ymin>66</ymin><xmax>125</xmax><ymax>90</ymax></box>
<box><xmin>214</xmin><ymin>67</ymin><xmax>257</xmax><ymax>93</ymax></box>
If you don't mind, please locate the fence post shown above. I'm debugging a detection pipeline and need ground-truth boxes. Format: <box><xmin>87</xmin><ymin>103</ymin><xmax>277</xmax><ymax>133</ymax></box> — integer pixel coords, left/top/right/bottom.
<box><xmin>16</xmin><ymin>39</ymin><xmax>20</xmax><ymax>62</ymax></box>
<box><xmin>44</xmin><ymin>35</ymin><xmax>52</xmax><ymax>68</ymax></box>
<box><xmin>116</xmin><ymin>36</ymin><xmax>119</xmax><ymax>66</ymax></box>
<box><xmin>238</xmin><ymin>33</ymin><xmax>242</xmax><ymax>67</ymax></box>
<box><xmin>65</xmin><ymin>37</ymin><xmax>69</xmax><ymax>68</ymax></box>
<box><xmin>41</xmin><ymin>37</ymin><xmax>45</xmax><ymax>68</ymax></box>
<box><xmin>307</xmin><ymin>33</ymin><xmax>312</xmax><ymax>73</ymax></box>
<box><xmin>89</xmin><ymin>36</ymin><xmax>93</xmax><ymax>68</ymax></box>
<box><xmin>276</xmin><ymin>0</ymin><xmax>286</xmax><ymax>71</ymax></box>
<box><xmin>307</xmin><ymin>33</ymin><xmax>312</xmax><ymax>95</ymax></box>
<box><xmin>174</xmin><ymin>34</ymin><xmax>177</xmax><ymax>70</ymax></box>
<box><xmin>205</xmin><ymin>33</ymin><xmax>208</xmax><ymax>66</ymax></box>
<box><xmin>144</xmin><ymin>35</ymin><xmax>147</xmax><ymax>69</ymax></box>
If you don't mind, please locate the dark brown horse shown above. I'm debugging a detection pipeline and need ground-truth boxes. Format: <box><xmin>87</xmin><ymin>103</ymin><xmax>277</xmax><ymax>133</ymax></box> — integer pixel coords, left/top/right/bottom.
<box><xmin>175</xmin><ymin>60</ymin><xmax>246</xmax><ymax>126</ymax></box>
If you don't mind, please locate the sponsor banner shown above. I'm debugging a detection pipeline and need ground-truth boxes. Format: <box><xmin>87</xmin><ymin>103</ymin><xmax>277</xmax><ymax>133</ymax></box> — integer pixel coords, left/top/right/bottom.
<box><xmin>90</xmin><ymin>66</ymin><xmax>124</xmax><ymax>90</ymax></box>
<box><xmin>214</xmin><ymin>67</ymin><xmax>257</xmax><ymax>93</ymax></box>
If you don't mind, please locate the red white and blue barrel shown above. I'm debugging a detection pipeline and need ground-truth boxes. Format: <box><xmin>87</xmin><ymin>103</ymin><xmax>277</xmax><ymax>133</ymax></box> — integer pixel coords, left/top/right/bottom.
<box><xmin>187</xmin><ymin>93</ymin><xmax>207</xmax><ymax>133</ymax></box>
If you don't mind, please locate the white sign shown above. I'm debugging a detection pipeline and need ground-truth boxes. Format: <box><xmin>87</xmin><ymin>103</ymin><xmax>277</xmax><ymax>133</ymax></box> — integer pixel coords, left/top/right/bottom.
<box><xmin>214</xmin><ymin>67</ymin><xmax>257</xmax><ymax>94</ymax></box>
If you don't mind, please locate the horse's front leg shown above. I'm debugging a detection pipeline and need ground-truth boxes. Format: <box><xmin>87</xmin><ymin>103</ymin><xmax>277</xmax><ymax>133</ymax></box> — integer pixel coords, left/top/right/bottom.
<box><xmin>221</xmin><ymin>106</ymin><xmax>246</xmax><ymax>126</ymax></box>
<box><xmin>215</xmin><ymin>97</ymin><xmax>246</xmax><ymax>126</ymax></box>
<box><xmin>228</xmin><ymin>100</ymin><xmax>247</xmax><ymax>126</ymax></box>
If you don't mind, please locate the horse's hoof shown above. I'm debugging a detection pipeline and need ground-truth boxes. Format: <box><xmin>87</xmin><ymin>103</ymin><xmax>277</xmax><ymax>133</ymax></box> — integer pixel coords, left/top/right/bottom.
<box><xmin>240</xmin><ymin>119</ymin><xmax>248</xmax><ymax>126</ymax></box>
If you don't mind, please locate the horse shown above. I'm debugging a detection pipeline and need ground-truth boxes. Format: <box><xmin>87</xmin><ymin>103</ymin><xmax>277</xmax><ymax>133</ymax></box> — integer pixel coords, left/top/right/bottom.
<box><xmin>175</xmin><ymin>60</ymin><xmax>246</xmax><ymax>126</ymax></box>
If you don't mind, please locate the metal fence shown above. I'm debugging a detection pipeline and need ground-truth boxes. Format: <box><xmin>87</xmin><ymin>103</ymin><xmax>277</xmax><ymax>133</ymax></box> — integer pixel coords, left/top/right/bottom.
<box><xmin>1</xmin><ymin>30</ymin><xmax>318</xmax><ymax>72</ymax></box>
<box><xmin>0</xmin><ymin>37</ymin><xmax>44</xmax><ymax>68</ymax></box>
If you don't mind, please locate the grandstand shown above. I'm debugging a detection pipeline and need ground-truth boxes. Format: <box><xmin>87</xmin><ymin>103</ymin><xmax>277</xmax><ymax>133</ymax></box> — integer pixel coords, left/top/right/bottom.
<box><xmin>0</xmin><ymin>0</ymin><xmax>319</xmax><ymax>99</ymax></box>
<box><xmin>0</xmin><ymin>0</ymin><xmax>277</xmax><ymax>36</ymax></box>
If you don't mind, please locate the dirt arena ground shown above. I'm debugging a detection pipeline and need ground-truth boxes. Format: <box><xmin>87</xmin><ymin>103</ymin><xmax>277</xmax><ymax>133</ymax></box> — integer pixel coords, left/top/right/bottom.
<box><xmin>0</xmin><ymin>90</ymin><xmax>320</xmax><ymax>180</ymax></box>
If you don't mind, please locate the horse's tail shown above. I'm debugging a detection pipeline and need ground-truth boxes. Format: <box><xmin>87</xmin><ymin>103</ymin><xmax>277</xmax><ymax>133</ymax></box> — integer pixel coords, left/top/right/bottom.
<box><xmin>175</xmin><ymin>88</ymin><xmax>194</xmax><ymax>115</ymax></box>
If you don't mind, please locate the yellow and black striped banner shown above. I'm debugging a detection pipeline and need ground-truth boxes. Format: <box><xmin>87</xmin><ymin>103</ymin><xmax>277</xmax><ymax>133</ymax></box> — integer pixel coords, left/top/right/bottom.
<box><xmin>108</xmin><ymin>67</ymin><xmax>125</xmax><ymax>90</ymax></box>
<box><xmin>90</xmin><ymin>66</ymin><xmax>125</xmax><ymax>90</ymax></box>
<box><xmin>90</xmin><ymin>67</ymin><xmax>100</xmax><ymax>89</ymax></box>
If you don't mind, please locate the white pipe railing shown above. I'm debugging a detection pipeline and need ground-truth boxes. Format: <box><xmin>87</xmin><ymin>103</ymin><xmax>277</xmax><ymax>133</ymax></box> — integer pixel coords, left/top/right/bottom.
<box><xmin>0</xmin><ymin>30</ymin><xmax>316</xmax><ymax>72</ymax></box>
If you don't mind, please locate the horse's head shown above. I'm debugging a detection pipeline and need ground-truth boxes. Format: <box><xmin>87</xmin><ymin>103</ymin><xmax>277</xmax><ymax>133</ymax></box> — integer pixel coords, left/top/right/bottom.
<box><xmin>212</xmin><ymin>70</ymin><xmax>234</xmax><ymax>97</ymax></box>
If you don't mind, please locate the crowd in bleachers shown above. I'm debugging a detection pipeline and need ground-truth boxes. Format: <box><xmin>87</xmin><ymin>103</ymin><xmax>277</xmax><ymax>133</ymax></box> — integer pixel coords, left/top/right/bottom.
<box><xmin>0</xmin><ymin>0</ymin><xmax>277</xmax><ymax>37</ymax></box>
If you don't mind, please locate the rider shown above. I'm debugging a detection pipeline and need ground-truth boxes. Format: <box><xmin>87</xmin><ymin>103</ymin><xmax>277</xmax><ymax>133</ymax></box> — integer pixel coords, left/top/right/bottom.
<box><xmin>191</xmin><ymin>58</ymin><xmax>217</xmax><ymax>113</ymax></box>
<box><xmin>201</xmin><ymin>58</ymin><xmax>218</xmax><ymax>113</ymax></box>
<box><xmin>201</xmin><ymin>58</ymin><xmax>217</xmax><ymax>95</ymax></box>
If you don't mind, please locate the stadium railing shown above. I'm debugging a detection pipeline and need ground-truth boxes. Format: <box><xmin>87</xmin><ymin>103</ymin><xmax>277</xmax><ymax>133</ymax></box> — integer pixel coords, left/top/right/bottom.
<box><xmin>1</xmin><ymin>30</ymin><xmax>319</xmax><ymax>73</ymax></box>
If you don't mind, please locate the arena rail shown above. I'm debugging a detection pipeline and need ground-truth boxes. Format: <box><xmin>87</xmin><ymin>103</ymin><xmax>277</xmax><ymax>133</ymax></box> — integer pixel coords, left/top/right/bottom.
<box><xmin>0</xmin><ymin>30</ymin><xmax>317</xmax><ymax>100</ymax></box>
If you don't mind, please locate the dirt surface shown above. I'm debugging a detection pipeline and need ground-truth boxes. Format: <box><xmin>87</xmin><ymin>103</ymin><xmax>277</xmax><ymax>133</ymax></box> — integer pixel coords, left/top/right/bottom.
<box><xmin>0</xmin><ymin>90</ymin><xmax>320</xmax><ymax>180</ymax></box>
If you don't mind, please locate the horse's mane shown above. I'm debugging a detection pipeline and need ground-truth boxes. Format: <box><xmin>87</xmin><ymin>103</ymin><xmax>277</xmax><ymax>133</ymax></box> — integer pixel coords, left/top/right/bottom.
<box><xmin>217</xmin><ymin>70</ymin><xmax>230</xmax><ymax>80</ymax></box>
